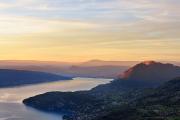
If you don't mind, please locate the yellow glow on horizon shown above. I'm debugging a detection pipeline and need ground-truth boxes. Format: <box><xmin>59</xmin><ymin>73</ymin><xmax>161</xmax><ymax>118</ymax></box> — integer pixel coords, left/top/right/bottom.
<box><xmin>0</xmin><ymin>11</ymin><xmax>179</xmax><ymax>62</ymax></box>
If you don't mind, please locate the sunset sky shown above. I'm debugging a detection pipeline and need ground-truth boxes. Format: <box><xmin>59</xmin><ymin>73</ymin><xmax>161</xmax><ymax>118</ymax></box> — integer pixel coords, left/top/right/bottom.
<box><xmin>0</xmin><ymin>0</ymin><xmax>179</xmax><ymax>62</ymax></box>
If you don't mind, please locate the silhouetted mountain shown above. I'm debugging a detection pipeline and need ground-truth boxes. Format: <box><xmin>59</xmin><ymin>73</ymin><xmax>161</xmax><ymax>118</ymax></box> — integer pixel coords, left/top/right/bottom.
<box><xmin>79</xmin><ymin>60</ymin><xmax>138</xmax><ymax>67</ymax></box>
<box><xmin>91</xmin><ymin>61</ymin><xmax>180</xmax><ymax>95</ymax></box>
<box><xmin>121</xmin><ymin>61</ymin><xmax>180</xmax><ymax>81</ymax></box>
<box><xmin>0</xmin><ymin>69</ymin><xmax>72</xmax><ymax>87</ymax></box>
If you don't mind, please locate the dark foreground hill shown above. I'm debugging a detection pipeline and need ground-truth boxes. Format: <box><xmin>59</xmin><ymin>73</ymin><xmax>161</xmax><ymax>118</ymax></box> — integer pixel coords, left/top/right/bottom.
<box><xmin>23</xmin><ymin>77</ymin><xmax>180</xmax><ymax>120</ymax></box>
<box><xmin>0</xmin><ymin>69</ymin><xmax>72</xmax><ymax>87</ymax></box>
<box><xmin>94</xmin><ymin>77</ymin><xmax>180</xmax><ymax>120</ymax></box>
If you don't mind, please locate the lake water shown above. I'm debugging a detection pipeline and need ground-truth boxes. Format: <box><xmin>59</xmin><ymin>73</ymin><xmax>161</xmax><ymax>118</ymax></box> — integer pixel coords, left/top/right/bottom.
<box><xmin>0</xmin><ymin>77</ymin><xmax>112</xmax><ymax>120</ymax></box>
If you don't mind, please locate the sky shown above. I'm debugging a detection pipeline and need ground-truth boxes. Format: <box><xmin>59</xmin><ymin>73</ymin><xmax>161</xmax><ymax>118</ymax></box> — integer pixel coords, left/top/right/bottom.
<box><xmin>0</xmin><ymin>0</ymin><xmax>179</xmax><ymax>62</ymax></box>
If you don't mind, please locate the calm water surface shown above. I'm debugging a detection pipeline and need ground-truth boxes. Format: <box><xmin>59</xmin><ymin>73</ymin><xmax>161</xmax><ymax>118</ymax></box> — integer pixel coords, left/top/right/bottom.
<box><xmin>0</xmin><ymin>77</ymin><xmax>112</xmax><ymax>120</ymax></box>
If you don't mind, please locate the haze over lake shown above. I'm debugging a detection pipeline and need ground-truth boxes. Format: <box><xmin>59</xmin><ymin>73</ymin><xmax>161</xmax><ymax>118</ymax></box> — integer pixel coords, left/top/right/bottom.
<box><xmin>0</xmin><ymin>77</ymin><xmax>112</xmax><ymax>120</ymax></box>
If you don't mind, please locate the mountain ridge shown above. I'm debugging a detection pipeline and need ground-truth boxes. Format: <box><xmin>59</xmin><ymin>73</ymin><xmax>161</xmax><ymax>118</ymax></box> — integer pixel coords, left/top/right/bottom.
<box><xmin>0</xmin><ymin>69</ymin><xmax>72</xmax><ymax>88</ymax></box>
<box><xmin>120</xmin><ymin>61</ymin><xmax>180</xmax><ymax>83</ymax></box>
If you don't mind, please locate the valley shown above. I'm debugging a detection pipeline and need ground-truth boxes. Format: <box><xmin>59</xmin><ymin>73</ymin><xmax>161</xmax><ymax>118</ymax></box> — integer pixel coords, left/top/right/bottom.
<box><xmin>23</xmin><ymin>61</ymin><xmax>180</xmax><ymax>120</ymax></box>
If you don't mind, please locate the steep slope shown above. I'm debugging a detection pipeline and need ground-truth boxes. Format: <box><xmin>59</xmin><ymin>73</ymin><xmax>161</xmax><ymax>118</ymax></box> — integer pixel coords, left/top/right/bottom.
<box><xmin>95</xmin><ymin>77</ymin><xmax>180</xmax><ymax>120</ymax></box>
<box><xmin>121</xmin><ymin>61</ymin><xmax>180</xmax><ymax>82</ymax></box>
<box><xmin>0</xmin><ymin>69</ymin><xmax>72</xmax><ymax>87</ymax></box>
<box><xmin>92</xmin><ymin>61</ymin><xmax>180</xmax><ymax>93</ymax></box>
<box><xmin>135</xmin><ymin>77</ymin><xmax>180</xmax><ymax>107</ymax></box>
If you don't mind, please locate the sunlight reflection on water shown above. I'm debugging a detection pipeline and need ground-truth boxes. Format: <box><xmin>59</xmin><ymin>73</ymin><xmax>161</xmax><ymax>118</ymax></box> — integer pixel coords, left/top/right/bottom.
<box><xmin>0</xmin><ymin>77</ymin><xmax>112</xmax><ymax>120</ymax></box>
<box><xmin>0</xmin><ymin>77</ymin><xmax>112</xmax><ymax>103</ymax></box>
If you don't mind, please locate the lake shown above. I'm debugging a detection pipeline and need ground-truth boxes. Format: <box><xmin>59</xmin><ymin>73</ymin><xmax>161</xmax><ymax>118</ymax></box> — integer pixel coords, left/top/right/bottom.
<box><xmin>0</xmin><ymin>77</ymin><xmax>112</xmax><ymax>120</ymax></box>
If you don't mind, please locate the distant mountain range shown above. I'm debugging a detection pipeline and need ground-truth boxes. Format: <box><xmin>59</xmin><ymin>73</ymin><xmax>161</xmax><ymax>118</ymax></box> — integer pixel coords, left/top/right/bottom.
<box><xmin>78</xmin><ymin>60</ymin><xmax>138</xmax><ymax>67</ymax></box>
<box><xmin>0</xmin><ymin>60</ymin><xmax>134</xmax><ymax>78</ymax></box>
<box><xmin>0</xmin><ymin>69</ymin><xmax>72</xmax><ymax>87</ymax></box>
<box><xmin>23</xmin><ymin>61</ymin><xmax>180</xmax><ymax>120</ymax></box>
<box><xmin>0</xmin><ymin>60</ymin><xmax>179</xmax><ymax>78</ymax></box>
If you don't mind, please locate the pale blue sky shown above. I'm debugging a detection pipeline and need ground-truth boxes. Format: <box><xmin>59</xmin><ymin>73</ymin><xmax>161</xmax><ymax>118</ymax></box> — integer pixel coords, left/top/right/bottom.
<box><xmin>0</xmin><ymin>0</ymin><xmax>178</xmax><ymax>21</ymax></box>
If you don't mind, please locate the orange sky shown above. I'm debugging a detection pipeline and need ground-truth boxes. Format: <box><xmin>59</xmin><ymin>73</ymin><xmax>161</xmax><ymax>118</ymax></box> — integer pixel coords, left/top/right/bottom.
<box><xmin>0</xmin><ymin>0</ymin><xmax>179</xmax><ymax>62</ymax></box>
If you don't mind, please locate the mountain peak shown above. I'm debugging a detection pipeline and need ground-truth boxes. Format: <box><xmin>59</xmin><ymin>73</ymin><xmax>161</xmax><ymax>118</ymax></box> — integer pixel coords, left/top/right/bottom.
<box><xmin>120</xmin><ymin>61</ymin><xmax>180</xmax><ymax>85</ymax></box>
<box><xmin>141</xmin><ymin>60</ymin><xmax>157</xmax><ymax>65</ymax></box>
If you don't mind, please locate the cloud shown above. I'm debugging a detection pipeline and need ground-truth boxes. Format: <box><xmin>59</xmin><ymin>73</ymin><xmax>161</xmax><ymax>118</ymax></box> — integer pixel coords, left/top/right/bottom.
<box><xmin>0</xmin><ymin>0</ymin><xmax>179</xmax><ymax>61</ymax></box>
<box><xmin>0</xmin><ymin>14</ymin><xmax>98</xmax><ymax>35</ymax></box>
<box><xmin>0</xmin><ymin>0</ymin><xmax>179</xmax><ymax>23</ymax></box>
<box><xmin>0</xmin><ymin>0</ymin><xmax>179</xmax><ymax>41</ymax></box>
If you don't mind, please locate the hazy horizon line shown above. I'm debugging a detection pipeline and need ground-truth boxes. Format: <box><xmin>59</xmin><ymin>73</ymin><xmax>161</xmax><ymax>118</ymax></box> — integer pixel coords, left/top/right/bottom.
<box><xmin>0</xmin><ymin>59</ymin><xmax>179</xmax><ymax>63</ymax></box>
